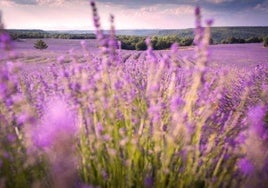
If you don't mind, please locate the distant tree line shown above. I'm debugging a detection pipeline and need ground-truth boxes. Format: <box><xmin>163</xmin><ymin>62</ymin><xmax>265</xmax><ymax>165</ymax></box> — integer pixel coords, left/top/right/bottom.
<box><xmin>221</xmin><ymin>36</ymin><xmax>263</xmax><ymax>44</ymax></box>
<box><xmin>117</xmin><ymin>35</ymin><xmax>194</xmax><ymax>51</ymax></box>
<box><xmin>155</xmin><ymin>27</ymin><xmax>268</xmax><ymax>44</ymax></box>
<box><xmin>117</xmin><ymin>35</ymin><xmax>267</xmax><ymax>51</ymax></box>
<box><xmin>6</xmin><ymin>29</ymin><xmax>268</xmax><ymax>50</ymax></box>
<box><xmin>7</xmin><ymin>30</ymin><xmax>96</xmax><ymax>40</ymax></box>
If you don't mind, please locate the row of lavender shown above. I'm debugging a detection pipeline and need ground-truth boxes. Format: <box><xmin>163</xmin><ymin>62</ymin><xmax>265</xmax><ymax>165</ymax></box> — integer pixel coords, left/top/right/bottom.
<box><xmin>1</xmin><ymin>2</ymin><xmax>268</xmax><ymax>188</ymax></box>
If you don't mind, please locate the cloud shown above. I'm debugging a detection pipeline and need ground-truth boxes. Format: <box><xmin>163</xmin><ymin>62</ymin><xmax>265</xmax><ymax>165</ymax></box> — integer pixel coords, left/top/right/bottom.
<box><xmin>12</xmin><ymin>0</ymin><xmax>37</xmax><ymax>4</ymax></box>
<box><xmin>159</xmin><ymin>5</ymin><xmax>195</xmax><ymax>15</ymax></box>
<box><xmin>2</xmin><ymin>0</ymin><xmax>266</xmax><ymax>12</ymax></box>
<box><xmin>93</xmin><ymin>0</ymin><xmax>268</xmax><ymax>14</ymax></box>
<box><xmin>1</xmin><ymin>0</ymin><xmax>84</xmax><ymax>6</ymax></box>
<box><xmin>37</xmin><ymin>0</ymin><xmax>65</xmax><ymax>5</ymax></box>
<box><xmin>0</xmin><ymin>0</ymin><xmax>13</xmax><ymax>6</ymax></box>
<box><xmin>203</xmin><ymin>0</ymin><xmax>266</xmax><ymax>12</ymax></box>
<box><xmin>130</xmin><ymin>4</ymin><xmax>195</xmax><ymax>16</ymax></box>
<box><xmin>205</xmin><ymin>0</ymin><xmax>234</xmax><ymax>4</ymax></box>
<box><xmin>254</xmin><ymin>1</ymin><xmax>268</xmax><ymax>12</ymax></box>
<box><xmin>1</xmin><ymin>0</ymin><xmax>267</xmax><ymax>30</ymax></box>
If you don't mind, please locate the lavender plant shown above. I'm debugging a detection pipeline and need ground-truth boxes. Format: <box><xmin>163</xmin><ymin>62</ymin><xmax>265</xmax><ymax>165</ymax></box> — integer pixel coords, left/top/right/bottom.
<box><xmin>0</xmin><ymin>1</ymin><xmax>268</xmax><ymax>188</ymax></box>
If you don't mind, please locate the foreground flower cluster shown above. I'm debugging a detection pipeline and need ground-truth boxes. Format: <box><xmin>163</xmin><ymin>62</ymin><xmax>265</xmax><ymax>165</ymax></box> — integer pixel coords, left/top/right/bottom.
<box><xmin>0</xmin><ymin>2</ymin><xmax>268</xmax><ymax>188</ymax></box>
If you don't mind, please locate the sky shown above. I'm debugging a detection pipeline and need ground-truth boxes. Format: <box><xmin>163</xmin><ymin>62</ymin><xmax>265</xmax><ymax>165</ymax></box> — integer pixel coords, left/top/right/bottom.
<box><xmin>0</xmin><ymin>0</ymin><xmax>268</xmax><ymax>30</ymax></box>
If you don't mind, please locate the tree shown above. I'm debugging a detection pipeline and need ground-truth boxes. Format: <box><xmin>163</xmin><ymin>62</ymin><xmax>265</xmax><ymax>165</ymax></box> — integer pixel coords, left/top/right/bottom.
<box><xmin>264</xmin><ymin>36</ymin><xmax>268</xmax><ymax>47</ymax></box>
<box><xmin>209</xmin><ymin>37</ymin><xmax>214</xmax><ymax>45</ymax></box>
<box><xmin>34</xmin><ymin>39</ymin><xmax>48</xmax><ymax>50</ymax></box>
<box><xmin>155</xmin><ymin>39</ymin><xmax>172</xmax><ymax>50</ymax></box>
<box><xmin>135</xmin><ymin>40</ymin><xmax>147</xmax><ymax>51</ymax></box>
<box><xmin>245</xmin><ymin>37</ymin><xmax>262</xmax><ymax>43</ymax></box>
<box><xmin>180</xmin><ymin>37</ymin><xmax>193</xmax><ymax>46</ymax></box>
<box><xmin>227</xmin><ymin>37</ymin><xmax>237</xmax><ymax>44</ymax></box>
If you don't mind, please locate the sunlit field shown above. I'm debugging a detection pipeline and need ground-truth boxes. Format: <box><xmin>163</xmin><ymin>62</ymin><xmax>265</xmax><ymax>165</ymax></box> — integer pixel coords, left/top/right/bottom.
<box><xmin>1</xmin><ymin>2</ymin><xmax>268</xmax><ymax>188</ymax></box>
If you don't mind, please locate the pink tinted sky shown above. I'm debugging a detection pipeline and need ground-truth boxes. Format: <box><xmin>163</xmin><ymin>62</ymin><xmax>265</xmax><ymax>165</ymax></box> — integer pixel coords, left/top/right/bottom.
<box><xmin>0</xmin><ymin>0</ymin><xmax>268</xmax><ymax>30</ymax></box>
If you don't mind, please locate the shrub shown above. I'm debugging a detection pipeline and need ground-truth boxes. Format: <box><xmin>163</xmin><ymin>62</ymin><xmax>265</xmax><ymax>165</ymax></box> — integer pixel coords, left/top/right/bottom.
<box><xmin>245</xmin><ymin>36</ymin><xmax>262</xmax><ymax>43</ymax></box>
<box><xmin>209</xmin><ymin>37</ymin><xmax>214</xmax><ymax>45</ymax></box>
<box><xmin>179</xmin><ymin>37</ymin><xmax>193</xmax><ymax>46</ymax></box>
<box><xmin>155</xmin><ymin>39</ymin><xmax>172</xmax><ymax>49</ymax></box>
<box><xmin>34</xmin><ymin>39</ymin><xmax>48</xmax><ymax>50</ymax></box>
<box><xmin>135</xmin><ymin>40</ymin><xmax>147</xmax><ymax>51</ymax></box>
<box><xmin>264</xmin><ymin>36</ymin><xmax>268</xmax><ymax>47</ymax></box>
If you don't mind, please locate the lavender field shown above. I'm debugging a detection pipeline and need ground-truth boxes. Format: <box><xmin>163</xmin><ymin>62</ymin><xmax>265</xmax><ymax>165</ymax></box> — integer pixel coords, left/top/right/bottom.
<box><xmin>2</xmin><ymin>39</ymin><xmax>268</xmax><ymax>68</ymax></box>
<box><xmin>1</xmin><ymin>2</ymin><xmax>268</xmax><ymax>188</ymax></box>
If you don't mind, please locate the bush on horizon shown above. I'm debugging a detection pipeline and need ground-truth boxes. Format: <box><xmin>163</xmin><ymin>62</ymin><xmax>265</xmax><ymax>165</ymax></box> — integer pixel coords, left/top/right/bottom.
<box><xmin>264</xmin><ymin>35</ymin><xmax>268</xmax><ymax>47</ymax></box>
<box><xmin>34</xmin><ymin>39</ymin><xmax>48</xmax><ymax>50</ymax></box>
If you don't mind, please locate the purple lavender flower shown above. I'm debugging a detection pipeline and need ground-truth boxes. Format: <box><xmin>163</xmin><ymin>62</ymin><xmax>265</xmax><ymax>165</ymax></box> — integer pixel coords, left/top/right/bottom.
<box><xmin>237</xmin><ymin>158</ymin><xmax>254</xmax><ymax>176</ymax></box>
<box><xmin>195</xmin><ymin>6</ymin><xmax>200</xmax><ymax>16</ymax></box>
<box><xmin>7</xmin><ymin>134</ymin><xmax>16</xmax><ymax>143</ymax></box>
<box><xmin>247</xmin><ymin>106</ymin><xmax>267</xmax><ymax>139</ymax></box>
<box><xmin>32</xmin><ymin>98</ymin><xmax>78</xmax><ymax>149</ymax></box>
<box><xmin>114</xmin><ymin>80</ymin><xmax>123</xmax><ymax>90</ymax></box>
<box><xmin>0</xmin><ymin>32</ymin><xmax>13</xmax><ymax>51</ymax></box>
<box><xmin>0</xmin><ymin>83</ymin><xmax>7</xmax><ymax>99</ymax></box>
<box><xmin>148</xmin><ymin>103</ymin><xmax>161</xmax><ymax>124</ymax></box>
<box><xmin>144</xmin><ymin>175</ymin><xmax>154</xmax><ymax>187</ymax></box>
<box><xmin>146</xmin><ymin>37</ymin><xmax>157</xmax><ymax>62</ymax></box>
<box><xmin>101</xmin><ymin>170</ymin><xmax>108</xmax><ymax>180</ymax></box>
<box><xmin>171</xmin><ymin>42</ymin><xmax>179</xmax><ymax>54</ymax></box>
<box><xmin>236</xmin><ymin>133</ymin><xmax>247</xmax><ymax>144</ymax></box>
<box><xmin>206</xmin><ymin>19</ymin><xmax>214</xmax><ymax>26</ymax></box>
<box><xmin>263</xmin><ymin>159</ymin><xmax>268</xmax><ymax>174</ymax></box>
<box><xmin>170</xmin><ymin>95</ymin><xmax>184</xmax><ymax>112</ymax></box>
<box><xmin>96</xmin><ymin>122</ymin><xmax>104</xmax><ymax>137</ymax></box>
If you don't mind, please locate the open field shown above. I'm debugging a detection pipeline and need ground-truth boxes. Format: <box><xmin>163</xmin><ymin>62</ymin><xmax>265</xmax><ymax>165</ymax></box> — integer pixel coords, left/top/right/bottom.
<box><xmin>1</xmin><ymin>39</ymin><xmax>268</xmax><ymax>68</ymax></box>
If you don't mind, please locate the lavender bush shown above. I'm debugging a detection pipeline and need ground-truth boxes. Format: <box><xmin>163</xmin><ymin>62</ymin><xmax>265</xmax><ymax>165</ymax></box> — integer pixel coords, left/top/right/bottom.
<box><xmin>0</xmin><ymin>1</ymin><xmax>268</xmax><ymax>188</ymax></box>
